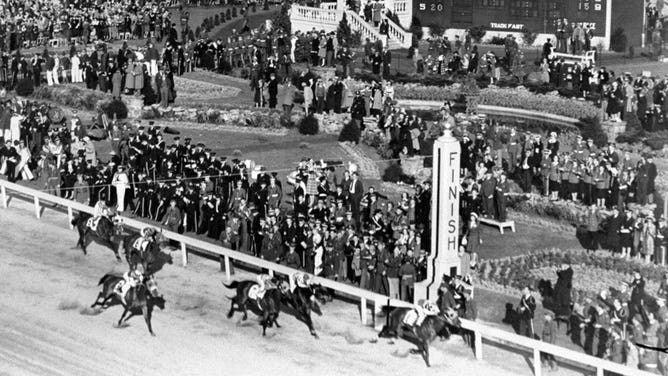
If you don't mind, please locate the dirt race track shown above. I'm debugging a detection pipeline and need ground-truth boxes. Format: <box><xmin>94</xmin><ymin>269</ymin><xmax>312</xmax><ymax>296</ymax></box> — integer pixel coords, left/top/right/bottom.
<box><xmin>0</xmin><ymin>197</ymin><xmax>566</xmax><ymax>376</ymax></box>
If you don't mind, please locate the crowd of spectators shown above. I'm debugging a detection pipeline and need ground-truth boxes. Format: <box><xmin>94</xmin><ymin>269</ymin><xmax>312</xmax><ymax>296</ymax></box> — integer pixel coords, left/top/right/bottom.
<box><xmin>0</xmin><ymin>0</ymin><xmax>179</xmax><ymax>51</ymax></box>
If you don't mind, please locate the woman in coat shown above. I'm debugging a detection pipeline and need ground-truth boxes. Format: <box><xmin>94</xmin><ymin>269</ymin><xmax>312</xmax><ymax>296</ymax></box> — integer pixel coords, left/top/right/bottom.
<box><xmin>553</xmin><ymin>264</ymin><xmax>573</xmax><ymax>319</ymax></box>
<box><xmin>111</xmin><ymin>68</ymin><xmax>122</xmax><ymax>99</ymax></box>
<box><xmin>133</xmin><ymin>62</ymin><xmax>144</xmax><ymax>93</ymax></box>
<box><xmin>642</xmin><ymin>217</ymin><xmax>656</xmax><ymax>264</ymax></box>
<box><xmin>124</xmin><ymin>59</ymin><xmax>135</xmax><ymax>94</ymax></box>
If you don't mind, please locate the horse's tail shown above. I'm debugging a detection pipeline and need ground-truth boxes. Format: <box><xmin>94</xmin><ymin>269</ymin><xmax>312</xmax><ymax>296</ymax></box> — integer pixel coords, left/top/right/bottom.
<box><xmin>98</xmin><ymin>273</ymin><xmax>115</xmax><ymax>286</ymax></box>
<box><xmin>223</xmin><ymin>281</ymin><xmax>240</xmax><ymax>289</ymax></box>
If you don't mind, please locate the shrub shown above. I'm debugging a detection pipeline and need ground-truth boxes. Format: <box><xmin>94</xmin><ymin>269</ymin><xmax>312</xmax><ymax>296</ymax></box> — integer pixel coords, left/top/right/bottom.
<box><xmin>469</xmin><ymin>25</ymin><xmax>486</xmax><ymax>43</ymax></box>
<box><xmin>220</xmin><ymin>12</ymin><xmax>226</xmax><ymax>24</ymax></box>
<box><xmin>100</xmin><ymin>99</ymin><xmax>128</xmax><ymax>120</ymax></box>
<box><xmin>382</xmin><ymin>162</ymin><xmax>414</xmax><ymax>184</ymax></box>
<box><xmin>578</xmin><ymin>116</ymin><xmax>608</xmax><ymax>147</ymax></box>
<box><xmin>338</xmin><ymin>120</ymin><xmax>361</xmax><ymax>143</ymax></box>
<box><xmin>263</xmin><ymin>0</ymin><xmax>269</xmax><ymax>10</ymax></box>
<box><xmin>489</xmin><ymin>36</ymin><xmax>506</xmax><ymax>45</ymax></box>
<box><xmin>409</xmin><ymin>17</ymin><xmax>424</xmax><ymax>40</ymax></box>
<box><xmin>195</xmin><ymin>26</ymin><xmax>201</xmax><ymax>38</ymax></box>
<box><xmin>298</xmin><ymin>114</ymin><xmax>319</xmax><ymax>135</ymax></box>
<box><xmin>428</xmin><ymin>24</ymin><xmax>444</xmax><ymax>38</ymax></box>
<box><xmin>252</xmin><ymin>4</ymin><xmax>257</xmax><ymax>12</ymax></box>
<box><xmin>214</xmin><ymin>14</ymin><xmax>220</xmax><ymax>26</ymax></box>
<box><xmin>337</xmin><ymin>13</ymin><xmax>353</xmax><ymax>47</ymax></box>
<box><xmin>232</xmin><ymin>7</ymin><xmax>237</xmax><ymax>18</ymax></box>
<box><xmin>188</xmin><ymin>29</ymin><xmax>195</xmax><ymax>42</ymax></box>
<box><xmin>616</xmin><ymin>112</ymin><xmax>644</xmax><ymax>144</ymax></box>
<box><xmin>610</xmin><ymin>28</ymin><xmax>627</xmax><ymax>53</ymax></box>
<box><xmin>15</xmin><ymin>78</ymin><xmax>34</xmax><ymax>96</ymax></box>
<box><xmin>521</xmin><ymin>28</ymin><xmax>538</xmax><ymax>46</ymax></box>
<box><xmin>646</xmin><ymin>138</ymin><xmax>668</xmax><ymax>150</ymax></box>
<box><xmin>226</xmin><ymin>9</ymin><xmax>231</xmax><ymax>20</ymax></box>
<box><xmin>273</xmin><ymin>3</ymin><xmax>292</xmax><ymax>35</ymax></box>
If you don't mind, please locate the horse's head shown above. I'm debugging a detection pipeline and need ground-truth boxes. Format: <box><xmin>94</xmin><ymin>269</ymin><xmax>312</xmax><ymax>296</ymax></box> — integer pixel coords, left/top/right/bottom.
<box><xmin>144</xmin><ymin>276</ymin><xmax>162</xmax><ymax>300</ymax></box>
<box><xmin>277</xmin><ymin>280</ymin><xmax>291</xmax><ymax>295</ymax></box>
<box><xmin>440</xmin><ymin>307</ymin><xmax>461</xmax><ymax>328</ymax></box>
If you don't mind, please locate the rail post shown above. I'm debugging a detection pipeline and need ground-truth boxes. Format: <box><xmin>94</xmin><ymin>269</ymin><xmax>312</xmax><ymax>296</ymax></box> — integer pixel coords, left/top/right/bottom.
<box><xmin>533</xmin><ymin>348</ymin><xmax>542</xmax><ymax>376</ymax></box>
<box><xmin>34</xmin><ymin>196</ymin><xmax>41</xmax><ymax>219</ymax></box>
<box><xmin>224</xmin><ymin>255</ymin><xmax>231</xmax><ymax>282</ymax></box>
<box><xmin>474</xmin><ymin>329</ymin><xmax>483</xmax><ymax>360</ymax></box>
<box><xmin>1</xmin><ymin>184</ymin><xmax>7</xmax><ymax>208</ymax></box>
<box><xmin>181</xmin><ymin>241</ymin><xmax>188</xmax><ymax>266</ymax></box>
<box><xmin>360</xmin><ymin>297</ymin><xmax>367</xmax><ymax>325</ymax></box>
<box><xmin>596</xmin><ymin>367</ymin><xmax>604</xmax><ymax>376</ymax></box>
<box><xmin>67</xmin><ymin>206</ymin><xmax>74</xmax><ymax>229</ymax></box>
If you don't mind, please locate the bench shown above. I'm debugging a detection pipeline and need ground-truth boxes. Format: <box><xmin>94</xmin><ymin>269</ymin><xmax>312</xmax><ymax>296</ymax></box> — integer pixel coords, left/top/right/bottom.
<box><xmin>479</xmin><ymin>217</ymin><xmax>515</xmax><ymax>234</ymax></box>
<box><xmin>549</xmin><ymin>50</ymin><xmax>596</xmax><ymax>66</ymax></box>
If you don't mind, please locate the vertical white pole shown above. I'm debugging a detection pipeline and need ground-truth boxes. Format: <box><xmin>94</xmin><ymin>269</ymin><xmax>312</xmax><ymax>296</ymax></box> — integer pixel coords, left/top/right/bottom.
<box><xmin>474</xmin><ymin>330</ymin><xmax>483</xmax><ymax>360</ymax></box>
<box><xmin>360</xmin><ymin>297</ymin><xmax>367</xmax><ymax>325</ymax></box>
<box><xmin>67</xmin><ymin>206</ymin><xmax>74</xmax><ymax>229</ymax></box>
<box><xmin>533</xmin><ymin>348</ymin><xmax>542</xmax><ymax>376</ymax></box>
<box><xmin>224</xmin><ymin>256</ymin><xmax>231</xmax><ymax>282</ymax></box>
<box><xmin>34</xmin><ymin>196</ymin><xmax>41</xmax><ymax>219</ymax></box>
<box><xmin>604</xmin><ymin>0</ymin><xmax>612</xmax><ymax>50</ymax></box>
<box><xmin>1</xmin><ymin>185</ymin><xmax>7</xmax><ymax>208</ymax></box>
<box><xmin>268</xmin><ymin>269</ymin><xmax>274</xmax><ymax>277</ymax></box>
<box><xmin>596</xmin><ymin>367</ymin><xmax>604</xmax><ymax>376</ymax></box>
<box><xmin>181</xmin><ymin>241</ymin><xmax>188</xmax><ymax>267</ymax></box>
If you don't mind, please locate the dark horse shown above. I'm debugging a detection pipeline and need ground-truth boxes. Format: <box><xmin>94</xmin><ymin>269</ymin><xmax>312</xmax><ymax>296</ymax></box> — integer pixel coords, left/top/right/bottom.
<box><xmin>91</xmin><ymin>273</ymin><xmax>166</xmax><ymax>336</ymax></box>
<box><xmin>223</xmin><ymin>280</ymin><xmax>283</xmax><ymax>336</ymax></box>
<box><xmin>72</xmin><ymin>213</ymin><xmax>123</xmax><ymax>261</ymax></box>
<box><xmin>279</xmin><ymin>281</ymin><xmax>322</xmax><ymax>338</ymax></box>
<box><xmin>378</xmin><ymin>307</ymin><xmax>461</xmax><ymax>367</ymax></box>
<box><xmin>123</xmin><ymin>232</ymin><xmax>175</xmax><ymax>275</ymax></box>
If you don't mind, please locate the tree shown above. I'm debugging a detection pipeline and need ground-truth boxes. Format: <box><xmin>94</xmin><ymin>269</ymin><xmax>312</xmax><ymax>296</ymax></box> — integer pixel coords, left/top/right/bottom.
<box><xmin>273</xmin><ymin>3</ymin><xmax>292</xmax><ymax>33</ymax></box>
<box><xmin>337</xmin><ymin>13</ymin><xmax>353</xmax><ymax>46</ymax></box>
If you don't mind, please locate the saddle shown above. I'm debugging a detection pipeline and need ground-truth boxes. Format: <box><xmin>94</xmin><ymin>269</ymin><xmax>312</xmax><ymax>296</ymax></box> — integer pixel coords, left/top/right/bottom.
<box><xmin>249</xmin><ymin>283</ymin><xmax>276</xmax><ymax>301</ymax></box>
<box><xmin>402</xmin><ymin>310</ymin><xmax>419</xmax><ymax>327</ymax></box>
<box><xmin>132</xmin><ymin>237</ymin><xmax>150</xmax><ymax>253</ymax></box>
<box><xmin>87</xmin><ymin>216</ymin><xmax>102</xmax><ymax>232</ymax></box>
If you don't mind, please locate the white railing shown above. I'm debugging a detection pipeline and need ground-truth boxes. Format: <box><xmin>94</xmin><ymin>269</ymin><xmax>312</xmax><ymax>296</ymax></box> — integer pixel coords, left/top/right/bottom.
<box><xmin>392</xmin><ymin>0</ymin><xmax>408</xmax><ymax>15</ymax></box>
<box><xmin>0</xmin><ymin>178</ymin><xmax>653</xmax><ymax>376</ymax></box>
<box><xmin>291</xmin><ymin>4</ymin><xmax>339</xmax><ymax>24</ymax></box>
<box><xmin>319</xmin><ymin>1</ymin><xmax>338</xmax><ymax>10</ymax></box>
<box><xmin>381</xmin><ymin>13</ymin><xmax>412</xmax><ymax>48</ymax></box>
<box><xmin>345</xmin><ymin>10</ymin><xmax>386</xmax><ymax>46</ymax></box>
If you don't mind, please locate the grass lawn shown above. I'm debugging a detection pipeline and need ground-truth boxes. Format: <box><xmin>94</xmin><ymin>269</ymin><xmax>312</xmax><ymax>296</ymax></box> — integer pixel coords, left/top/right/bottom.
<box><xmin>477</xmin><ymin>221</ymin><xmax>582</xmax><ymax>260</ymax></box>
<box><xmin>179</xmin><ymin>71</ymin><xmax>255</xmax><ymax>107</ymax></box>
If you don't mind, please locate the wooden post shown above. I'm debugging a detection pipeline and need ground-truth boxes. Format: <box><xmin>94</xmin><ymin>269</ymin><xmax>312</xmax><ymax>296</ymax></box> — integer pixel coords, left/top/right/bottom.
<box><xmin>474</xmin><ymin>330</ymin><xmax>482</xmax><ymax>360</ymax></box>
<box><xmin>268</xmin><ymin>269</ymin><xmax>274</xmax><ymax>277</ymax></box>
<box><xmin>533</xmin><ymin>348</ymin><xmax>542</xmax><ymax>376</ymax></box>
<box><xmin>373</xmin><ymin>300</ymin><xmax>380</xmax><ymax>327</ymax></box>
<box><xmin>360</xmin><ymin>297</ymin><xmax>367</xmax><ymax>325</ymax></box>
<box><xmin>67</xmin><ymin>206</ymin><xmax>74</xmax><ymax>229</ymax></box>
<box><xmin>1</xmin><ymin>185</ymin><xmax>7</xmax><ymax>208</ymax></box>
<box><xmin>224</xmin><ymin>256</ymin><xmax>231</xmax><ymax>282</ymax></box>
<box><xmin>596</xmin><ymin>367</ymin><xmax>604</xmax><ymax>376</ymax></box>
<box><xmin>180</xmin><ymin>242</ymin><xmax>188</xmax><ymax>267</ymax></box>
<box><xmin>34</xmin><ymin>196</ymin><xmax>41</xmax><ymax>219</ymax></box>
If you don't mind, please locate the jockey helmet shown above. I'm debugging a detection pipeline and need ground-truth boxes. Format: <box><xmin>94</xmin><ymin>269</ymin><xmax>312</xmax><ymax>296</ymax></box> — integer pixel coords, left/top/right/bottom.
<box><xmin>423</xmin><ymin>301</ymin><xmax>438</xmax><ymax>313</ymax></box>
<box><xmin>141</xmin><ymin>227</ymin><xmax>156</xmax><ymax>237</ymax></box>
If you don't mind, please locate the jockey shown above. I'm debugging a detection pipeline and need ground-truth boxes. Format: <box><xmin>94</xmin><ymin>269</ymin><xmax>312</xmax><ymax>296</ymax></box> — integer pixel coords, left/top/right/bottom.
<box><xmin>413</xmin><ymin>300</ymin><xmax>440</xmax><ymax>327</ymax></box>
<box><xmin>293</xmin><ymin>271</ymin><xmax>312</xmax><ymax>289</ymax></box>
<box><xmin>116</xmin><ymin>268</ymin><xmax>144</xmax><ymax>305</ymax></box>
<box><xmin>256</xmin><ymin>273</ymin><xmax>274</xmax><ymax>295</ymax></box>
<box><xmin>133</xmin><ymin>227</ymin><xmax>156</xmax><ymax>253</ymax></box>
<box><xmin>89</xmin><ymin>200</ymin><xmax>111</xmax><ymax>231</ymax></box>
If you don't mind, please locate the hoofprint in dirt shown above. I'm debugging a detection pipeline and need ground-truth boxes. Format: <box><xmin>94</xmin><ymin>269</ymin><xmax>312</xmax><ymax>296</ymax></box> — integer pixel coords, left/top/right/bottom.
<box><xmin>0</xmin><ymin>198</ymin><xmax>576</xmax><ymax>376</ymax></box>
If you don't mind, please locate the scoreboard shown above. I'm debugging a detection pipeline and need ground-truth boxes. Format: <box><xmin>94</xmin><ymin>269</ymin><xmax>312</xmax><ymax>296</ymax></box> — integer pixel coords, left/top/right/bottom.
<box><xmin>414</xmin><ymin>0</ymin><xmax>447</xmax><ymax>27</ymax></box>
<box><xmin>571</xmin><ymin>0</ymin><xmax>607</xmax><ymax>36</ymax></box>
<box><xmin>412</xmin><ymin>0</ymin><xmax>609</xmax><ymax>37</ymax></box>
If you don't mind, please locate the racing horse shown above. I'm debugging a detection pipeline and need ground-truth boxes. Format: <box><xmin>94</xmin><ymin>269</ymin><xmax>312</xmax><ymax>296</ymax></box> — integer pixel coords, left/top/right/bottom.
<box><xmin>122</xmin><ymin>231</ymin><xmax>175</xmax><ymax>275</ymax></box>
<box><xmin>223</xmin><ymin>279</ymin><xmax>284</xmax><ymax>336</ymax></box>
<box><xmin>72</xmin><ymin>212</ymin><xmax>124</xmax><ymax>261</ymax></box>
<box><xmin>278</xmin><ymin>280</ymin><xmax>322</xmax><ymax>338</ymax></box>
<box><xmin>91</xmin><ymin>273</ymin><xmax>166</xmax><ymax>336</ymax></box>
<box><xmin>378</xmin><ymin>306</ymin><xmax>461</xmax><ymax>367</ymax></box>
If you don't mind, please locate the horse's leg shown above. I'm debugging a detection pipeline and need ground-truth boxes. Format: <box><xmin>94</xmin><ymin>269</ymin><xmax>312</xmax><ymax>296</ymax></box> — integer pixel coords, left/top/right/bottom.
<box><xmin>304</xmin><ymin>309</ymin><xmax>318</xmax><ymax>338</ymax></box>
<box><xmin>241</xmin><ymin>301</ymin><xmax>248</xmax><ymax>321</ymax></box>
<box><xmin>100</xmin><ymin>237</ymin><xmax>121</xmax><ymax>261</ymax></box>
<box><xmin>91</xmin><ymin>292</ymin><xmax>104</xmax><ymax>308</ymax></box>
<box><xmin>143</xmin><ymin>305</ymin><xmax>155</xmax><ymax>336</ymax></box>
<box><xmin>421</xmin><ymin>341</ymin><xmax>431</xmax><ymax>367</ymax></box>
<box><xmin>117</xmin><ymin>307</ymin><xmax>130</xmax><ymax>327</ymax></box>
<box><xmin>81</xmin><ymin>231</ymin><xmax>92</xmax><ymax>255</ymax></box>
<box><xmin>227</xmin><ymin>297</ymin><xmax>237</xmax><ymax>319</ymax></box>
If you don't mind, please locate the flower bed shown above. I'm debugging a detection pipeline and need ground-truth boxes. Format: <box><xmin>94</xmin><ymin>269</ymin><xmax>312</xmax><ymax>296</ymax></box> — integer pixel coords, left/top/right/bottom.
<box><xmin>142</xmin><ymin>105</ymin><xmax>285</xmax><ymax>130</ymax></box>
<box><xmin>32</xmin><ymin>84</ymin><xmax>113</xmax><ymax>112</ymax></box>
<box><xmin>477</xmin><ymin>248</ymin><xmax>667</xmax><ymax>300</ymax></box>
<box><xmin>468</xmin><ymin>87</ymin><xmax>600</xmax><ymax>120</ymax></box>
<box><xmin>173</xmin><ymin>76</ymin><xmax>241</xmax><ymax>100</ymax></box>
